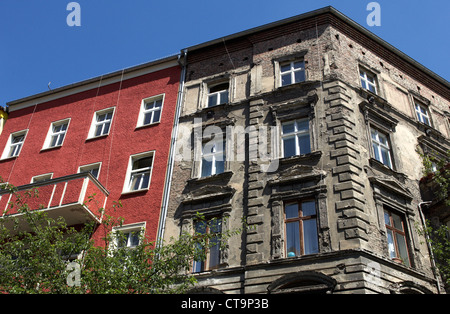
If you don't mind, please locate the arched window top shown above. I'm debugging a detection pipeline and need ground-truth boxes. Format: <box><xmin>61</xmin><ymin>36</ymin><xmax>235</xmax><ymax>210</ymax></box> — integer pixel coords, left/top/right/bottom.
<box><xmin>267</xmin><ymin>271</ymin><xmax>337</xmax><ymax>294</ymax></box>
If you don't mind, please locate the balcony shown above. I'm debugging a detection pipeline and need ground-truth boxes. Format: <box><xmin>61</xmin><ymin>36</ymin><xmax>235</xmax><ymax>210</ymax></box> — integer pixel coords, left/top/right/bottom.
<box><xmin>0</xmin><ymin>173</ymin><xmax>109</xmax><ymax>232</ymax></box>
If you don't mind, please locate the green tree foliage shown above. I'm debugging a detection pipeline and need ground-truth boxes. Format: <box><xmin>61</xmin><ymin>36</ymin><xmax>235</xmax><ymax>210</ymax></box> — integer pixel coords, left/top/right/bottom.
<box><xmin>0</xmin><ymin>181</ymin><xmax>245</xmax><ymax>294</ymax></box>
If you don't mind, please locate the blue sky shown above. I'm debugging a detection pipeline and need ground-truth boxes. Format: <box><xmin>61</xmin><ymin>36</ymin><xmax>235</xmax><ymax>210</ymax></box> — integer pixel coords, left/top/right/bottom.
<box><xmin>1</xmin><ymin>0</ymin><xmax>449</xmax><ymax>106</ymax></box>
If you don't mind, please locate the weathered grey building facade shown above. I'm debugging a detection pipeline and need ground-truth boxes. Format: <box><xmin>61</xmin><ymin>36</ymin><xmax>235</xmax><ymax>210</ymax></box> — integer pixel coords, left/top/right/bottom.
<box><xmin>162</xmin><ymin>7</ymin><xmax>450</xmax><ymax>294</ymax></box>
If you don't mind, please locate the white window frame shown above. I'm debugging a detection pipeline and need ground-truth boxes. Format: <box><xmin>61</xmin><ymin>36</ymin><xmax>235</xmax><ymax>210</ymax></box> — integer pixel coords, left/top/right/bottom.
<box><xmin>281</xmin><ymin>119</ymin><xmax>311</xmax><ymax>158</ymax></box>
<box><xmin>122</xmin><ymin>151</ymin><xmax>155</xmax><ymax>194</ymax></box>
<box><xmin>137</xmin><ymin>94</ymin><xmax>164</xmax><ymax>128</ymax></box>
<box><xmin>415</xmin><ymin>102</ymin><xmax>431</xmax><ymax>126</ymax></box>
<box><xmin>200</xmin><ymin>138</ymin><xmax>226</xmax><ymax>178</ymax></box>
<box><xmin>207</xmin><ymin>82</ymin><xmax>229</xmax><ymax>107</ymax></box>
<box><xmin>31</xmin><ymin>173</ymin><xmax>53</xmax><ymax>184</ymax></box>
<box><xmin>360</xmin><ymin>69</ymin><xmax>378</xmax><ymax>94</ymax></box>
<box><xmin>87</xmin><ymin>107</ymin><xmax>115</xmax><ymax>139</ymax></box>
<box><xmin>111</xmin><ymin>222</ymin><xmax>146</xmax><ymax>250</ymax></box>
<box><xmin>1</xmin><ymin>129</ymin><xmax>28</xmax><ymax>159</ymax></box>
<box><xmin>279</xmin><ymin>60</ymin><xmax>305</xmax><ymax>87</ymax></box>
<box><xmin>78</xmin><ymin>162</ymin><xmax>102</xmax><ymax>179</ymax></box>
<box><xmin>42</xmin><ymin>118</ymin><xmax>70</xmax><ymax>150</ymax></box>
<box><xmin>371</xmin><ymin>128</ymin><xmax>393</xmax><ymax>169</ymax></box>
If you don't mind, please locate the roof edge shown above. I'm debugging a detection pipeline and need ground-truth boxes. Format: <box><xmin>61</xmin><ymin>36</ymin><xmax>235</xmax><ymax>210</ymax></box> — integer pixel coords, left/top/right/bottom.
<box><xmin>7</xmin><ymin>54</ymin><xmax>180</xmax><ymax>109</ymax></box>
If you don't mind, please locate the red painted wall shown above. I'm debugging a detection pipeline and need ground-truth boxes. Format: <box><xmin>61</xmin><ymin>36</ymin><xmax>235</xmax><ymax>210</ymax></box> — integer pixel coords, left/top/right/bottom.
<box><xmin>0</xmin><ymin>65</ymin><xmax>180</xmax><ymax>243</ymax></box>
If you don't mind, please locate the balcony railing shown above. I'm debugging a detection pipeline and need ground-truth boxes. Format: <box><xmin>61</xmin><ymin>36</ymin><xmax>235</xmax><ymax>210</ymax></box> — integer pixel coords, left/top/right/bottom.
<box><xmin>0</xmin><ymin>172</ymin><xmax>109</xmax><ymax>231</ymax></box>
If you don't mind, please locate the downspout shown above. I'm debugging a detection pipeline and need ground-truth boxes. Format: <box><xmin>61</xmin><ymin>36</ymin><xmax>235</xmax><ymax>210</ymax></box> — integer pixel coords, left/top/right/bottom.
<box><xmin>156</xmin><ymin>49</ymin><xmax>188</xmax><ymax>247</ymax></box>
<box><xmin>418</xmin><ymin>201</ymin><xmax>443</xmax><ymax>294</ymax></box>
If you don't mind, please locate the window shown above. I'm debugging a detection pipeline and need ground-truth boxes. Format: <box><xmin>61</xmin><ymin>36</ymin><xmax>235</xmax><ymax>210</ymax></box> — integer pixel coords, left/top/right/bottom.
<box><xmin>284</xmin><ymin>200</ymin><xmax>319</xmax><ymax>257</ymax></box>
<box><xmin>384</xmin><ymin>210</ymin><xmax>410</xmax><ymax>266</ymax></box>
<box><xmin>31</xmin><ymin>173</ymin><xmax>53</xmax><ymax>184</ymax></box>
<box><xmin>78</xmin><ymin>162</ymin><xmax>101</xmax><ymax>179</ymax></box>
<box><xmin>280</xmin><ymin>60</ymin><xmax>305</xmax><ymax>87</ymax></box>
<box><xmin>371</xmin><ymin>128</ymin><xmax>393</xmax><ymax>168</ymax></box>
<box><xmin>123</xmin><ymin>152</ymin><xmax>154</xmax><ymax>193</ymax></box>
<box><xmin>192</xmin><ymin>217</ymin><xmax>222</xmax><ymax>273</ymax></box>
<box><xmin>415</xmin><ymin>103</ymin><xmax>431</xmax><ymax>126</ymax></box>
<box><xmin>43</xmin><ymin>119</ymin><xmax>70</xmax><ymax>149</ymax></box>
<box><xmin>113</xmin><ymin>223</ymin><xmax>145</xmax><ymax>249</ymax></box>
<box><xmin>281</xmin><ymin>119</ymin><xmax>311</xmax><ymax>158</ymax></box>
<box><xmin>360</xmin><ymin>69</ymin><xmax>377</xmax><ymax>94</ymax></box>
<box><xmin>138</xmin><ymin>95</ymin><xmax>164</xmax><ymax>127</ymax></box>
<box><xmin>201</xmin><ymin>138</ymin><xmax>225</xmax><ymax>177</ymax></box>
<box><xmin>2</xmin><ymin>130</ymin><xmax>27</xmax><ymax>159</ymax></box>
<box><xmin>88</xmin><ymin>108</ymin><xmax>114</xmax><ymax>138</ymax></box>
<box><xmin>207</xmin><ymin>83</ymin><xmax>229</xmax><ymax>107</ymax></box>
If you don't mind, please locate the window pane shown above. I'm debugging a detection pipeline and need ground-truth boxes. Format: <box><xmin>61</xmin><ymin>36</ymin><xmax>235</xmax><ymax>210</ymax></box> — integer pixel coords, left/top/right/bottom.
<box><xmin>219</xmin><ymin>90</ymin><xmax>228</xmax><ymax>104</ymax></box>
<box><xmin>381</xmin><ymin>147</ymin><xmax>392</xmax><ymax>168</ymax></box>
<box><xmin>201</xmin><ymin>158</ymin><xmax>212</xmax><ymax>177</ymax></box>
<box><xmin>368</xmin><ymin>83</ymin><xmax>376</xmax><ymax>93</ymax></box>
<box><xmin>57</xmin><ymin>134</ymin><xmax>65</xmax><ymax>146</ymax></box>
<box><xmin>129</xmin><ymin>232</ymin><xmax>140</xmax><ymax>247</ymax></box>
<box><xmin>208</xmin><ymin>94</ymin><xmax>218</xmax><ymax>107</ymax></box>
<box><xmin>133</xmin><ymin>157</ymin><xmax>152</xmax><ymax>170</ymax></box>
<box><xmin>130</xmin><ymin>174</ymin><xmax>141</xmax><ymax>191</ymax></box>
<box><xmin>384</xmin><ymin>212</ymin><xmax>391</xmax><ymax>226</ymax></box>
<box><xmin>214</xmin><ymin>159</ymin><xmax>225</xmax><ymax>175</ymax></box>
<box><xmin>154</xmin><ymin>99</ymin><xmax>163</xmax><ymax>109</ymax></box>
<box><xmin>296</xmin><ymin>119</ymin><xmax>309</xmax><ymax>132</ymax></box>
<box><xmin>283</xmin><ymin>137</ymin><xmax>296</xmax><ymax>158</ymax></box>
<box><xmin>286</xmin><ymin>222</ymin><xmax>300</xmax><ymax>257</ymax></box>
<box><xmin>303</xmin><ymin>219</ymin><xmax>319</xmax><ymax>255</ymax></box>
<box><xmin>386</xmin><ymin>229</ymin><xmax>396</xmax><ymax>258</ymax></box>
<box><xmin>143</xmin><ymin>112</ymin><xmax>152</xmax><ymax>125</ymax></box>
<box><xmin>285</xmin><ymin>203</ymin><xmax>298</xmax><ymax>219</ymax></box>
<box><xmin>282</xmin><ymin>123</ymin><xmax>295</xmax><ymax>135</ymax></box>
<box><xmin>301</xmin><ymin>201</ymin><xmax>316</xmax><ymax>217</ymax></box>
<box><xmin>392</xmin><ymin>213</ymin><xmax>403</xmax><ymax>231</ymax></box>
<box><xmin>293</xmin><ymin>61</ymin><xmax>304</xmax><ymax>70</ymax></box>
<box><xmin>50</xmin><ymin>135</ymin><xmax>58</xmax><ymax>147</ymax></box>
<box><xmin>373</xmin><ymin>143</ymin><xmax>381</xmax><ymax>162</ymax></box>
<box><xmin>209</xmin><ymin>83</ymin><xmax>228</xmax><ymax>93</ymax></box>
<box><xmin>95</xmin><ymin>124</ymin><xmax>103</xmax><ymax>137</ymax></box>
<box><xmin>298</xmin><ymin>134</ymin><xmax>311</xmax><ymax>155</ymax></box>
<box><xmin>194</xmin><ymin>221</ymin><xmax>207</xmax><ymax>234</ymax></box>
<box><xmin>152</xmin><ymin>109</ymin><xmax>161</xmax><ymax>123</ymax></box>
<box><xmin>281</xmin><ymin>64</ymin><xmax>291</xmax><ymax>73</ymax></box>
<box><xmin>281</xmin><ymin>74</ymin><xmax>291</xmax><ymax>86</ymax></box>
<box><xmin>294</xmin><ymin>70</ymin><xmax>305</xmax><ymax>83</ymax></box>
<box><xmin>209</xmin><ymin>241</ymin><xmax>220</xmax><ymax>269</ymax></box>
<box><xmin>141</xmin><ymin>172</ymin><xmax>150</xmax><ymax>189</ymax></box>
<box><xmin>360</xmin><ymin>79</ymin><xmax>368</xmax><ymax>90</ymax></box>
<box><xmin>396</xmin><ymin>234</ymin><xmax>410</xmax><ymax>266</ymax></box>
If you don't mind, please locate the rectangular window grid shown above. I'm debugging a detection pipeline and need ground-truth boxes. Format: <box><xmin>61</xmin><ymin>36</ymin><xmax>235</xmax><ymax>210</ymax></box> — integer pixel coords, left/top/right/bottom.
<box><xmin>207</xmin><ymin>83</ymin><xmax>229</xmax><ymax>107</ymax></box>
<box><xmin>384</xmin><ymin>210</ymin><xmax>410</xmax><ymax>266</ymax></box>
<box><xmin>360</xmin><ymin>70</ymin><xmax>377</xmax><ymax>94</ymax></box>
<box><xmin>282</xmin><ymin>119</ymin><xmax>311</xmax><ymax>158</ymax></box>
<box><xmin>284</xmin><ymin>200</ymin><xmax>319</xmax><ymax>257</ymax></box>
<box><xmin>371</xmin><ymin>128</ymin><xmax>393</xmax><ymax>168</ymax></box>
<box><xmin>280</xmin><ymin>61</ymin><xmax>305</xmax><ymax>86</ymax></box>
<box><xmin>193</xmin><ymin>217</ymin><xmax>222</xmax><ymax>273</ymax></box>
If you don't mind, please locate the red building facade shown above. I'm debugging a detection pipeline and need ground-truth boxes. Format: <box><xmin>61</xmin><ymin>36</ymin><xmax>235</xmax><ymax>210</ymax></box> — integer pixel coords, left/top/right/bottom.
<box><xmin>0</xmin><ymin>56</ymin><xmax>181</xmax><ymax>245</ymax></box>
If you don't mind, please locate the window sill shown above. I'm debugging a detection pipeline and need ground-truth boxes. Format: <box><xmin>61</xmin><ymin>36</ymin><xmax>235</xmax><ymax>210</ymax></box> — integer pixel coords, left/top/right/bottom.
<box><xmin>135</xmin><ymin>121</ymin><xmax>161</xmax><ymax>130</ymax></box>
<box><xmin>279</xmin><ymin>151</ymin><xmax>322</xmax><ymax>165</ymax></box>
<box><xmin>276</xmin><ymin>80</ymin><xmax>321</xmax><ymax>92</ymax></box>
<box><xmin>188</xmin><ymin>171</ymin><xmax>233</xmax><ymax>185</ymax></box>
<box><xmin>121</xmin><ymin>187</ymin><xmax>149</xmax><ymax>196</ymax></box>
<box><xmin>86</xmin><ymin>134</ymin><xmax>109</xmax><ymax>142</ymax></box>
<box><xmin>0</xmin><ymin>156</ymin><xmax>18</xmax><ymax>162</ymax></box>
<box><xmin>40</xmin><ymin>145</ymin><xmax>63</xmax><ymax>152</ymax></box>
<box><xmin>368</xmin><ymin>158</ymin><xmax>407</xmax><ymax>180</ymax></box>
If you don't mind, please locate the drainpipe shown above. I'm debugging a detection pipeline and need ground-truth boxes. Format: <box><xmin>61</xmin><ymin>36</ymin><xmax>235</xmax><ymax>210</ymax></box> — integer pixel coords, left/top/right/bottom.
<box><xmin>156</xmin><ymin>49</ymin><xmax>188</xmax><ymax>247</ymax></box>
<box><xmin>418</xmin><ymin>201</ymin><xmax>443</xmax><ymax>294</ymax></box>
